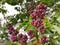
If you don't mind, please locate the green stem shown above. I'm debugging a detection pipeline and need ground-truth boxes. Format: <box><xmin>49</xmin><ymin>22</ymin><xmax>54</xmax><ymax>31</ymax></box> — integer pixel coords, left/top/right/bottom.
<box><xmin>35</xmin><ymin>30</ymin><xmax>39</xmax><ymax>43</ymax></box>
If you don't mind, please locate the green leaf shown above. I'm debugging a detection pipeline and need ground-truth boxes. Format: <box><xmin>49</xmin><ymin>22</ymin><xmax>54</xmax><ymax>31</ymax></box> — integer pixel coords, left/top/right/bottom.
<box><xmin>24</xmin><ymin>16</ymin><xmax>35</xmax><ymax>31</ymax></box>
<box><xmin>57</xmin><ymin>16</ymin><xmax>60</xmax><ymax>23</ymax></box>
<box><xmin>24</xmin><ymin>23</ymin><xmax>35</xmax><ymax>31</ymax></box>
<box><xmin>0</xmin><ymin>25</ymin><xmax>2</xmax><ymax>30</ymax></box>
<box><xmin>17</xmin><ymin>21</ymin><xmax>28</xmax><ymax>30</ymax></box>
<box><xmin>57</xmin><ymin>35</ymin><xmax>60</xmax><ymax>42</ymax></box>
<box><xmin>41</xmin><ymin>0</ymin><xmax>52</xmax><ymax>6</ymax></box>
<box><xmin>19</xmin><ymin>13</ymin><xmax>27</xmax><ymax>19</ymax></box>
<box><xmin>0</xmin><ymin>8</ymin><xmax>7</xmax><ymax>14</ymax></box>
<box><xmin>6</xmin><ymin>0</ymin><xmax>19</xmax><ymax>5</ymax></box>
<box><xmin>53</xmin><ymin>25</ymin><xmax>60</xmax><ymax>34</ymax></box>
<box><xmin>19</xmin><ymin>0</ymin><xmax>23</xmax><ymax>3</ymax></box>
<box><xmin>0</xmin><ymin>0</ymin><xmax>6</xmax><ymax>4</ymax></box>
<box><xmin>6</xmin><ymin>0</ymin><xmax>23</xmax><ymax>5</ymax></box>
<box><xmin>10</xmin><ymin>18</ymin><xmax>17</xmax><ymax>25</ymax></box>
<box><xmin>41</xmin><ymin>0</ymin><xmax>60</xmax><ymax>6</ymax></box>
<box><xmin>44</xmin><ymin>16</ymin><xmax>52</xmax><ymax>29</ymax></box>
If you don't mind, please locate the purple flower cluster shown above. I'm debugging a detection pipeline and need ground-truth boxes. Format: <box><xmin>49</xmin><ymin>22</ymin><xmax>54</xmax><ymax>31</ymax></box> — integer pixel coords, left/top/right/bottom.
<box><xmin>31</xmin><ymin>19</ymin><xmax>43</xmax><ymax>28</ymax></box>
<box><xmin>30</xmin><ymin>2</ymin><xmax>48</xmax><ymax>44</ymax></box>
<box><xmin>18</xmin><ymin>34</ymin><xmax>28</xmax><ymax>43</ymax></box>
<box><xmin>36</xmin><ymin>2</ymin><xmax>47</xmax><ymax>10</ymax></box>
<box><xmin>7</xmin><ymin>23</ymin><xmax>28</xmax><ymax>43</ymax></box>
<box><xmin>7</xmin><ymin>23</ymin><xmax>19</xmax><ymax>36</ymax></box>
<box><xmin>11</xmin><ymin>36</ymin><xmax>17</xmax><ymax>42</ymax></box>
<box><xmin>40</xmin><ymin>36</ymin><xmax>48</xmax><ymax>44</ymax></box>
<box><xmin>27</xmin><ymin>30</ymin><xmax>34</xmax><ymax>39</ymax></box>
<box><xmin>28</xmin><ymin>3</ymin><xmax>35</xmax><ymax>14</ymax></box>
<box><xmin>30</xmin><ymin>2</ymin><xmax>47</xmax><ymax>19</ymax></box>
<box><xmin>30</xmin><ymin>2</ymin><xmax>47</xmax><ymax>33</ymax></box>
<box><xmin>7</xmin><ymin>23</ymin><xmax>19</xmax><ymax>42</ymax></box>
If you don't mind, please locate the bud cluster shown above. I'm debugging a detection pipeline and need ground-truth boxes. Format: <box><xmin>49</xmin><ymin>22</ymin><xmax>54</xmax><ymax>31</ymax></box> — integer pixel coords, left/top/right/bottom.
<box><xmin>30</xmin><ymin>2</ymin><xmax>48</xmax><ymax>44</ymax></box>
<box><xmin>30</xmin><ymin>2</ymin><xmax>47</xmax><ymax>33</ymax></box>
<box><xmin>28</xmin><ymin>3</ymin><xmax>35</xmax><ymax>14</ymax></box>
<box><xmin>11</xmin><ymin>36</ymin><xmax>17</xmax><ymax>42</ymax></box>
<box><xmin>7</xmin><ymin>23</ymin><xmax>19</xmax><ymax>42</ymax></box>
<box><xmin>31</xmin><ymin>19</ymin><xmax>43</xmax><ymax>28</ymax></box>
<box><xmin>30</xmin><ymin>2</ymin><xmax>47</xmax><ymax>19</ymax></box>
<box><xmin>7</xmin><ymin>23</ymin><xmax>19</xmax><ymax>36</ymax></box>
<box><xmin>7</xmin><ymin>23</ymin><xmax>28</xmax><ymax>43</ymax></box>
<box><xmin>18</xmin><ymin>34</ymin><xmax>28</xmax><ymax>43</ymax></box>
<box><xmin>40</xmin><ymin>36</ymin><xmax>48</xmax><ymax>44</ymax></box>
<box><xmin>27</xmin><ymin>30</ymin><xmax>34</xmax><ymax>39</ymax></box>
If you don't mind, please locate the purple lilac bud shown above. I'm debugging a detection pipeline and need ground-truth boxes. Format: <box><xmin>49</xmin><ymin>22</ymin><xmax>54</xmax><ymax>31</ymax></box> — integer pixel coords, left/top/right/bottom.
<box><xmin>12</xmin><ymin>30</ymin><xmax>19</xmax><ymax>36</ymax></box>
<box><xmin>11</xmin><ymin>36</ymin><xmax>17</xmax><ymax>42</ymax></box>
<box><xmin>40</xmin><ymin>36</ymin><xmax>48</xmax><ymax>44</ymax></box>
<box><xmin>30</xmin><ymin>11</ymin><xmax>37</xmax><ymax>19</ymax></box>
<box><xmin>18</xmin><ymin>34</ymin><xmax>23</xmax><ymax>39</ymax></box>
<box><xmin>21</xmin><ymin>35</ymin><xmax>28</xmax><ymax>43</ymax></box>
<box><xmin>27</xmin><ymin>30</ymin><xmax>34</xmax><ymax>39</ymax></box>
